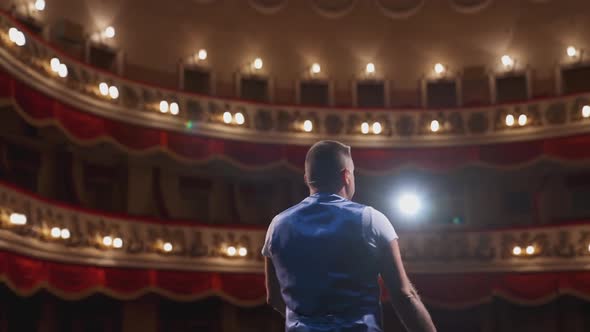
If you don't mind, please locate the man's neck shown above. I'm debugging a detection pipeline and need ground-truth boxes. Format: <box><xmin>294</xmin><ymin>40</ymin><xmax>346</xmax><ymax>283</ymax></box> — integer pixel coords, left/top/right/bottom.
<box><xmin>309</xmin><ymin>188</ymin><xmax>349</xmax><ymax>200</ymax></box>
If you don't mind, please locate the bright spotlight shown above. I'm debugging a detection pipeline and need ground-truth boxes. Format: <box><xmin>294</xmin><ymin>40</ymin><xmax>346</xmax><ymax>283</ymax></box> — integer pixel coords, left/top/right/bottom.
<box><xmin>397</xmin><ymin>193</ymin><xmax>421</xmax><ymax>216</ymax></box>
<box><xmin>253</xmin><ymin>58</ymin><xmax>263</xmax><ymax>70</ymax></box>
<box><xmin>361</xmin><ymin>122</ymin><xmax>369</xmax><ymax>134</ymax></box>
<box><xmin>170</xmin><ymin>102</ymin><xmax>179</xmax><ymax>115</ymax></box>
<box><xmin>567</xmin><ymin>46</ymin><xmax>578</xmax><ymax>58</ymax></box>
<box><xmin>108</xmin><ymin>86</ymin><xmax>119</xmax><ymax>99</ymax></box>
<box><xmin>303</xmin><ymin>120</ymin><xmax>313</xmax><ymax>132</ymax></box>
<box><xmin>430</xmin><ymin>120</ymin><xmax>440</xmax><ymax>132</ymax></box>
<box><xmin>223</xmin><ymin>111</ymin><xmax>233</xmax><ymax>124</ymax></box>
<box><xmin>518</xmin><ymin>114</ymin><xmax>527</xmax><ymax>126</ymax></box>
<box><xmin>104</xmin><ymin>26</ymin><xmax>116</xmax><ymax>39</ymax></box>
<box><xmin>159</xmin><ymin>100</ymin><xmax>169</xmax><ymax>113</ymax></box>
<box><xmin>197</xmin><ymin>49</ymin><xmax>207</xmax><ymax>61</ymax></box>
<box><xmin>505</xmin><ymin>114</ymin><xmax>515</xmax><ymax>127</ymax></box>
<box><xmin>372</xmin><ymin>122</ymin><xmax>382</xmax><ymax>134</ymax></box>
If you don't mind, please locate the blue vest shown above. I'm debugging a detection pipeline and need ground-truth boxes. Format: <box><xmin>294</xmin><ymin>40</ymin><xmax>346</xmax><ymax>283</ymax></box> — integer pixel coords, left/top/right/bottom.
<box><xmin>268</xmin><ymin>193</ymin><xmax>383</xmax><ymax>332</ymax></box>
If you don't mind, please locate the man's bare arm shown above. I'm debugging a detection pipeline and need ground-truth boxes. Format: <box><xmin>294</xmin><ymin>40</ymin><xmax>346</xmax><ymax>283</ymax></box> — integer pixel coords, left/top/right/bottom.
<box><xmin>265</xmin><ymin>257</ymin><xmax>286</xmax><ymax>317</ymax></box>
<box><xmin>380</xmin><ymin>239</ymin><xmax>436</xmax><ymax>332</ymax></box>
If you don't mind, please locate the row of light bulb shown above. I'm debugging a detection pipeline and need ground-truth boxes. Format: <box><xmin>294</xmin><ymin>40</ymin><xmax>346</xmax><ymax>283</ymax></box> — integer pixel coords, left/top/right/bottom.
<box><xmin>98</xmin><ymin>82</ymin><xmax>119</xmax><ymax>99</ymax></box>
<box><xmin>49</xmin><ymin>57</ymin><xmax>68</xmax><ymax>78</ymax></box>
<box><xmin>223</xmin><ymin>111</ymin><xmax>246</xmax><ymax>125</ymax></box>
<box><xmin>226</xmin><ymin>245</ymin><xmax>248</xmax><ymax>257</ymax></box>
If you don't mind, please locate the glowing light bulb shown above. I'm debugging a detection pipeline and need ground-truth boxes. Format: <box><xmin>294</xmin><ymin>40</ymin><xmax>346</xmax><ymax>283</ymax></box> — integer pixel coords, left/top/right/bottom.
<box><xmin>234</xmin><ymin>112</ymin><xmax>245</xmax><ymax>125</ymax></box>
<box><xmin>34</xmin><ymin>0</ymin><xmax>46</xmax><ymax>11</ymax></box>
<box><xmin>159</xmin><ymin>100</ymin><xmax>169</xmax><ymax>113</ymax></box>
<box><xmin>50</xmin><ymin>227</ymin><xmax>61</xmax><ymax>238</ymax></box>
<box><xmin>430</xmin><ymin>120</ymin><xmax>440</xmax><ymax>132</ymax></box>
<box><xmin>372</xmin><ymin>122</ymin><xmax>382</xmax><ymax>134</ymax></box>
<box><xmin>366</xmin><ymin>63</ymin><xmax>375</xmax><ymax>74</ymax></box>
<box><xmin>170</xmin><ymin>102</ymin><xmax>179</xmax><ymax>115</ymax></box>
<box><xmin>501</xmin><ymin>55</ymin><xmax>514</xmax><ymax>68</ymax></box>
<box><xmin>103</xmin><ymin>236</ymin><xmax>113</xmax><ymax>246</ymax></box>
<box><xmin>361</xmin><ymin>122</ymin><xmax>369</xmax><ymax>134</ymax></box>
<box><xmin>8</xmin><ymin>28</ymin><xmax>26</xmax><ymax>46</ymax></box>
<box><xmin>582</xmin><ymin>105</ymin><xmax>590</xmax><ymax>118</ymax></box>
<box><xmin>238</xmin><ymin>247</ymin><xmax>248</xmax><ymax>257</ymax></box>
<box><xmin>303</xmin><ymin>120</ymin><xmax>313</xmax><ymax>132</ymax></box>
<box><xmin>104</xmin><ymin>26</ymin><xmax>116</xmax><ymax>39</ymax></box>
<box><xmin>567</xmin><ymin>46</ymin><xmax>578</xmax><ymax>58</ymax></box>
<box><xmin>108</xmin><ymin>86</ymin><xmax>119</xmax><ymax>99</ymax></box>
<box><xmin>60</xmin><ymin>228</ymin><xmax>70</xmax><ymax>239</ymax></box>
<box><xmin>98</xmin><ymin>82</ymin><xmax>109</xmax><ymax>96</ymax></box>
<box><xmin>434</xmin><ymin>63</ymin><xmax>445</xmax><ymax>74</ymax></box>
<box><xmin>9</xmin><ymin>213</ymin><xmax>26</xmax><ymax>225</ymax></box>
<box><xmin>311</xmin><ymin>63</ymin><xmax>321</xmax><ymax>74</ymax></box>
<box><xmin>50</xmin><ymin>58</ymin><xmax>61</xmax><ymax>72</ymax></box>
<box><xmin>505</xmin><ymin>114</ymin><xmax>515</xmax><ymax>127</ymax></box>
<box><xmin>197</xmin><ymin>49</ymin><xmax>207</xmax><ymax>61</ymax></box>
<box><xmin>113</xmin><ymin>237</ymin><xmax>123</xmax><ymax>248</ymax></box>
<box><xmin>512</xmin><ymin>246</ymin><xmax>522</xmax><ymax>256</ymax></box>
<box><xmin>518</xmin><ymin>114</ymin><xmax>527</xmax><ymax>126</ymax></box>
<box><xmin>253</xmin><ymin>58</ymin><xmax>263</xmax><ymax>70</ymax></box>
<box><xmin>525</xmin><ymin>245</ymin><xmax>535</xmax><ymax>255</ymax></box>
<box><xmin>223</xmin><ymin>111</ymin><xmax>232</xmax><ymax>124</ymax></box>
<box><xmin>227</xmin><ymin>246</ymin><xmax>237</xmax><ymax>256</ymax></box>
<box><xmin>163</xmin><ymin>242</ymin><xmax>173</xmax><ymax>252</ymax></box>
<box><xmin>57</xmin><ymin>63</ymin><xmax>68</xmax><ymax>78</ymax></box>
<box><xmin>397</xmin><ymin>193</ymin><xmax>421</xmax><ymax>216</ymax></box>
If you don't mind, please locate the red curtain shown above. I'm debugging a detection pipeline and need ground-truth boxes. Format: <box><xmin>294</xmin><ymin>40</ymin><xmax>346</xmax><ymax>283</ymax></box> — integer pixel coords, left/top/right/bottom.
<box><xmin>1</xmin><ymin>250</ymin><xmax>590</xmax><ymax>307</ymax></box>
<box><xmin>2</xmin><ymin>69</ymin><xmax>590</xmax><ymax>172</ymax></box>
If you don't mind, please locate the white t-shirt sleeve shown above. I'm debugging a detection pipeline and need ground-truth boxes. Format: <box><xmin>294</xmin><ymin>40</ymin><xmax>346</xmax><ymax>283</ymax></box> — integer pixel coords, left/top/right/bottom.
<box><xmin>363</xmin><ymin>207</ymin><xmax>398</xmax><ymax>249</ymax></box>
<box><xmin>261</xmin><ymin>217</ymin><xmax>277</xmax><ymax>257</ymax></box>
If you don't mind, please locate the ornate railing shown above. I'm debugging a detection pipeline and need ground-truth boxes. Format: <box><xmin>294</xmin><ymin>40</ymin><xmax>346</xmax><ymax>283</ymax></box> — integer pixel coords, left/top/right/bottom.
<box><xmin>1</xmin><ymin>183</ymin><xmax>589</xmax><ymax>274</ymax></box>
<box><xmin>1</xmin><ymin>13</ymin><xmax>590</xmax><ymax>148</ymax></box>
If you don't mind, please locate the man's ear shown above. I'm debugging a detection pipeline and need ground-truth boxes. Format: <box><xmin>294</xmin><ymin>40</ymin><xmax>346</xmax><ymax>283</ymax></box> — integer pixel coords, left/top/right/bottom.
<box><xmin>303</xmin><ymin>174</ymin><xmax>308</xmax><ymax>185</ymax></box>
<box><xmin>342</xmin><ymin>169</ymin><xmax>350</xmax><ymax>185</ymax></box>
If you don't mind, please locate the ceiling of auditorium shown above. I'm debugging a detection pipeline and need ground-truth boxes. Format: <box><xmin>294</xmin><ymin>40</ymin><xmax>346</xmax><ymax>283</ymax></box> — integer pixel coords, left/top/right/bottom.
<box><xmin>4</xmin><ymin>0</ymin><xmax>590</xmax><ymax>95</ymax></box>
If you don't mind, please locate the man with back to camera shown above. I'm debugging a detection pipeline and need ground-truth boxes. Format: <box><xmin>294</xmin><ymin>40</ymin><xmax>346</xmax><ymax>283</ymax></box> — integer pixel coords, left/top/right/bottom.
<box><xmin>262</xmin><ymin>140</ymin><xmax>436</xmax><ymax>332</ymax></box>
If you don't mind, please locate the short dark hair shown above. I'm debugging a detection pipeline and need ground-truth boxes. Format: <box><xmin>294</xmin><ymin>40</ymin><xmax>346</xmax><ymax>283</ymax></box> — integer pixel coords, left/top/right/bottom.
<box><xmin>305</xmin><ymin>140</ymin><xmax>351</xmax><ymax>192</ymax></box>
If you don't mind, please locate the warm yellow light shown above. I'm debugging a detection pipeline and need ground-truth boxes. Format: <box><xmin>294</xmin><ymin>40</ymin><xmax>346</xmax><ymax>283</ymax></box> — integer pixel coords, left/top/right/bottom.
<box><xmin>303</xmin><ymin>120</ymin><xmax>313</xmax><ymax>132</ymax></box>
<box><xmin>430</xmin><ymin>120</ymin><xmax>440</xmax><ymax>133</ymax></box>
<box><xmin>159</xmin><ymin>100</ymin><xmax>169</xmax><ymax>113</ymax></box>
<box><xmin>223</xmin><ymin>111</ymin><xmax>233</xmax><ymax>124</ymax></box>
<box><xmin>163</xmin><ymin>242</ymin><xmax>173</xmax><ymax>252</ymax></box>
<box><xmin>434</xmin><ymin>63</ymin><xmax>445</xmax><ymax>74</ymax></box>
<box><xmin>582</xmin><ymin>105</ymin><xmax>590</xmax><ymax>118</ymax></box>
<box><xmin>170</xmin><ymin>102</ymin><xmax>179</xmax><ymax>115</ymax></box>
<box><xmin>361</xmin><ymin>122</ymin><xmax>369</xmax><ymax>134</ymax></box>
<box><xmin>104</xmin><ymin>26</ymin><xmax>116</xmax><ymax>39</ymax></box>
<box><xmin>512</xmin><ymin>246</ymin><xmax>522</xmax><ymax>256</ymax></box>
<box><xmin>525</xmin><ymin>245</ymin><xmax>535</xmax><ymax>255</ymax></box>
<box><xmin>57</xmin><ymin>64</ymin><xmax>68</xmax><ymax>78</ymax></box>
<box><xmin>34</xmin><ymin>0</ymin><xmax>46</xmax><ymax>11</ymax></box>
<box><xmin>372</xmin><ymin>122</ymin><xmax>382</xmax><ymax>135</ymax></box>
<box><xmin>98</xmin><ymin>82</ymin><xmax>109</xmax><ymax>96</ymax></box>
<box><xmin>238</xmin><ymin>247</ymin><xmax>248</xmax><ymax>257</ymax></box>
<box><xmin>108</xmin><ymin>86</ymin><xmax>119</xmax><ymax>99</ymax></box>
<box><xmin>9</xmin><ymin>213</ymin><xmax>27</xmax><ymax>225</ymax></box>
<box><xmin>567</xmin><ymin>46</ymin><xmax>578</xmax><ymax>58</ymax></box>
<box><xmin>505</xmin><ymin>114</ymin><xmax>515</xmax><ymax>127</ymax></box>
<box><xmin>60</xmin><ymin>228</ymin><xmax>70</xmax><ymax>239</ymax></box>
<box><xmin>50</xmin><ymin>227</ymin><xmax>61</xmax><ymax>238</ymax></box>
<box><xmin>366</xmin><ymin>63</ymin><xmax>375</xmax><ymax>74</ymax></box>
<box><xmin>235</xmin><ymin>112</ymin><xmax>245</xmax><ymax>125</ymax></box>
<box><xmin>103</xmin><ymin>235</ymin><xmax>113</xmax><ymax>246</ymax></box>
<box><xmin>253</xmin><ymin>58</ymin><xmax>263</xmax><ymax>70</ymax></box>
<box><xmin>197</xmin><ymin>49</ymin><xmax>207</xmax><ymax>61</ymax></box>
<box><xmin>518</xmin><ymin>114</ymin><xmax>527</xmax><ymax>126</ymax></box>
<box><xmin>501</xmin><ymin>55</ymin><xmax>514</xmax><ymax>68</ymax></box>
<box><xmin>50</xmin><ymin>58</ymin><xmax>61</xmax><ymax>72</ymax></box>
<box><xmin>311</xmin><ymin>63</ymin><xmax>321</xmax><ymax>74</ymax></box>
<box><xmin>227</xmin><ymin>246</ymin><xmax>237</xmax><ymax>256</ymax></box>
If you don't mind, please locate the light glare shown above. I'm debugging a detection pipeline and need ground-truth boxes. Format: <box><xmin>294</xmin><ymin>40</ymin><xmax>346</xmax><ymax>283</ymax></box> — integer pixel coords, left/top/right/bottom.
<box><xmin>253</xmin><ymin>58</ymin><xmax>263</xmax><ymax>70</ymax></box>
<box><xmin>163</xmin><ymin>242</ymin><xmax>173</xmax><ymax>252</ymax></box>
<box><xmin>238</xmin><ymin>247</ymin><xmax>248</xmax><ymax>257</ymax></box>
<box><xmin>582</xmin><ymin>105</ymin><xmax>590</xmax><ymax>118</ymax></box>
<box><xmin>113</xmin><ymin>237</ymin><xmax>123</xmax><ymax>248</ymax></box>
<box><xmin>99</xmin><ymin>82</ymin><xmax>109</xmax><ymax>96</ymax></box>
<box><xmin>57</xmin><ymin>63</ymin><xmax>68</xmax><ymax>78</ymax></box>
<box><xmin>526</xmin><ymin>245</ymin><xmax>535</xmax><ymax>255</ymax></box>
<box><xmin>505</xmin><ymin>114</ymin><xmax>515</xmax><ymax>127</ymax></box>
<box><xmin>518</xmin><ymin>114</ymin><xmax>527</xmax><ymax>126</ymax></box>
<box><xmin>372</xmin><ymin>122</ymin><xmax>382</xmax><ymax>134</ymax></box>
<box><xmin>567</xmin><ymin>46</ymin><xmax>578</xmax><ymax>58</ymax></box>
<box><xmin>397</xmin><ymin>193</ymin><xmax>421</xmax><ymax>216</ymax></box>
<box><xmin>50</xmin><ymin>227</ymin><xmax>61</xmax><ymax>238</ymax></box>
<box><xmin>108</xmin><ymin>86</ymin><xmax>119</xmax><ymax>99</ymax></box>
<box><xmin>366</xmin><ymin>63</ymin><xmax>375</xmax><ymax>74</ymax></box>
<box><xmin>104</xmin><ymin>26</ymin><xmax>116</xmax><ymax>39</ymax></box>
<box><xmin>9</xmin><ymin>213</ymin><xmax>27</xmax><ymax>225</ymax></box>
<box><xmin>361</xmin><ymin>122</ymin><xmax>369</xmax><ymax>134</ymax></box>
<box><xmin>170</xmin><ymin>102</ymin><xmax>179</xmax><ymax>115</ymax></box>
<box><xmin>227</xmin><ymin>246</ymin><xmax>237</xmax><ymax>256</ymax></box>
<box><xmin>311</xmin><ymin>63</ymin><xmax>321</xmax><ymax>74</ymax></box>
<box><xmin>34</xmin><ymin>0</ymin><xmax>46</xmax><ymax>11</ymax></box>
<box><xmin>103</xmin><ymin>236</ymin><xmax>113</xmax><ymax>246</ymax></box>
<box><xmin>235</xmin><ymin>112</ymin><xmax>245</xmax><ymax>125</ymax></box>
<box><xmin>197</xmin><ymin>49</ymin><xmax>207</xmax><ymax>61</ymax></box>
<box><xmin>223</xmin><ymin>111</ymin><xmax>232</xmax><ymax>124</ymax></box>
<box><xmin>434</xmin><ymin>63</ymin><xmax>445</xmax><ymax>74</ymax></box>
<box><xmin>303</xmin><ymin>120</ymin><xmax>313</xmax><ymax>132</ymax></box>
<box><xmin>430</xmin><ymin>120</ymin><xmax>440</xmax><ymax>132</ymax></box>
<box><xmin>513</xmin><ymin>246</ymin><xmax>522</xmax><ymax>256</ymax></box>
<box><xmin>160</xmin><ymin>100</ymin><xmax>169</xmax><ymax>113</ymax></box>
<box><xmin>501</xmin><ymin>55</ymin><xmax>514</xmax><ymax>68</ymax></box>
<box><xmin>60</xmin><ymin>228</ymin><xmax>70</xmax><ymax>239</ymax></box>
